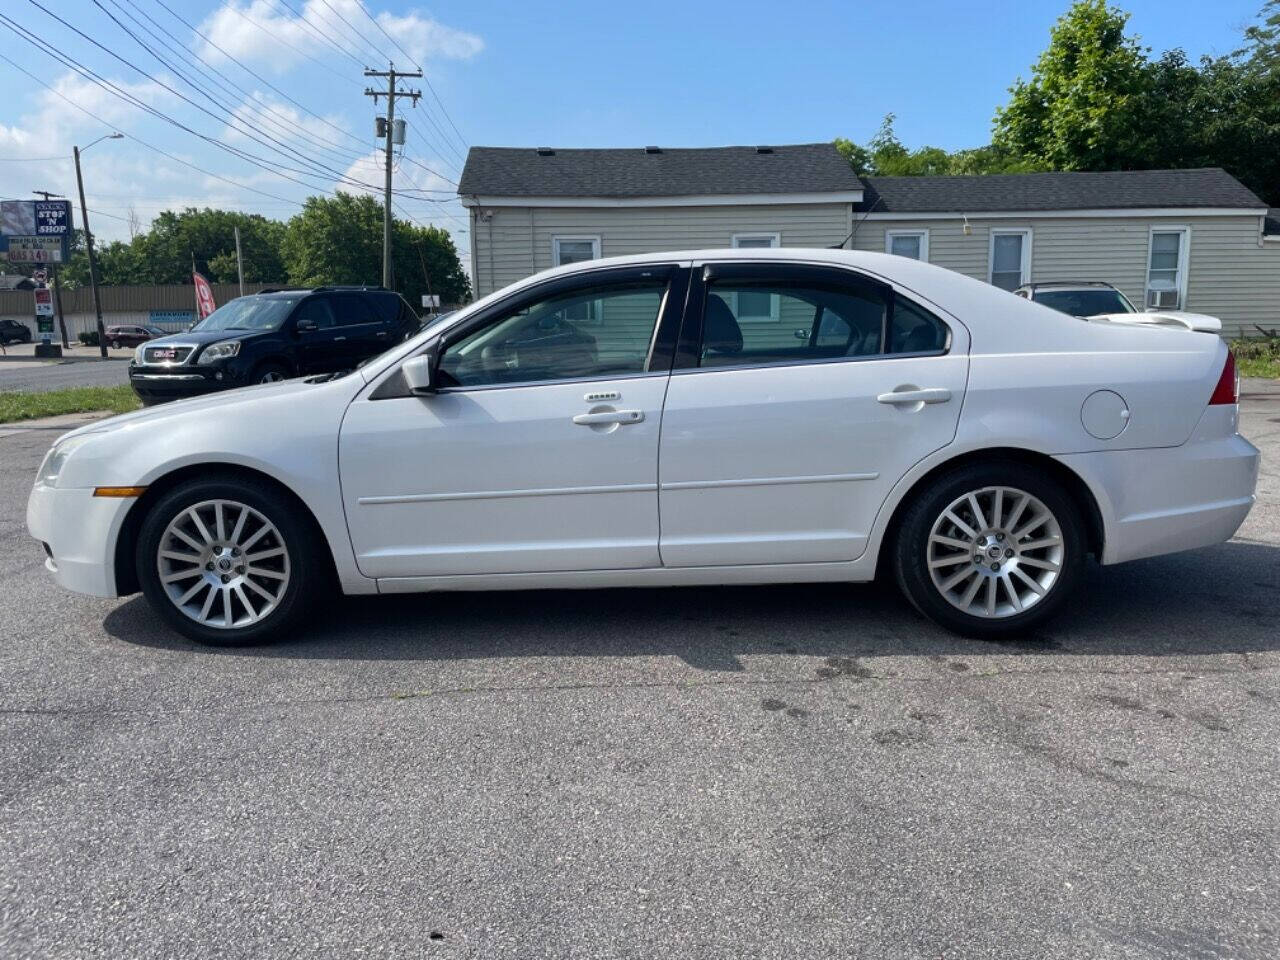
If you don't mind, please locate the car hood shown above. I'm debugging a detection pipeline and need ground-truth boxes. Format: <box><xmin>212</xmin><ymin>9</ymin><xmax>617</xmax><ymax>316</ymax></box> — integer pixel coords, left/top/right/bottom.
<box><xmin>1087</xmin><ymin>310</ymin><xmax>1222</xmax><ymax>333</ymax></box>
<box><xmin>144</xmin><ymin>328</ymin><xmax>269</xmax><ymax>348</ymax></box>
<box><xmin>54</xmin><ymin>377</ymin><xmax>326</xmax><ymax>444</ymax></box>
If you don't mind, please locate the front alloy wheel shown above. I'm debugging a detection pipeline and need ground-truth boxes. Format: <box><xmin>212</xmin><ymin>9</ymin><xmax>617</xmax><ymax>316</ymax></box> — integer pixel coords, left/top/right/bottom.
<box><xmin>156</xmin><ymin>499</ymin><xmax>291</xmax><ymax>629</ymax></box>
<box><xmin>894</xmin><ymin>462</ymin><xmax>1085</xmax><ymax>637</ymax></box>
<box><xmin>137</xmin><ymin>476</ymin><xmax>325</xmax><ymax>645</ymax></box>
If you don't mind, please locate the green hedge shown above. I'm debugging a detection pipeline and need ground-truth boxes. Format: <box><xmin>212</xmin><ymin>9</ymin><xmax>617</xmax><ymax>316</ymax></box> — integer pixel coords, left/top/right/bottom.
<box><xmin>77</xmin><ymin>330</ymin><xmax>99</xmax><ymax>346</ymax></box>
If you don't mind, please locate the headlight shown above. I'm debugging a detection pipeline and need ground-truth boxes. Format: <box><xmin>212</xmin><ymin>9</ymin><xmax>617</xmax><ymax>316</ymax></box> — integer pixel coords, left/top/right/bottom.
<box><xmin>197</xmin><ymin>340</ymin><xmax>241</xmax><ymax>364</ymax></box>
<box><xmin>133</xmin><ymin>344</ymin><xmax>146</xmax><ymax>365</ymax></box>
<box><xmin>35</xmin><ymin>435</ymin><xmax>96</xmax><ymax>488</ymax></box>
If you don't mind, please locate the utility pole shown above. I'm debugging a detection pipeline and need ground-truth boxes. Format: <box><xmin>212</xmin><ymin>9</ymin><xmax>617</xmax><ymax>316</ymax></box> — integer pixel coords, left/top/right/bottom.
<box><xmin>364</xmin><ymin>64</ymin><xmax>421</xmax><ymax>289</ymax></box>
<box><xmin>33</xmin><ymin>190</ymin><xmax>69</xmax><ymax>349</ymax></box>
<box><xmin>234</xmin><ymin>225</ymin><xmax>245</xmax><ymax>296</ymax></box>
<box><xmin>74</xmin><ymin>145</ymin><xmax>108</xmax><ymax>358</ymax></box>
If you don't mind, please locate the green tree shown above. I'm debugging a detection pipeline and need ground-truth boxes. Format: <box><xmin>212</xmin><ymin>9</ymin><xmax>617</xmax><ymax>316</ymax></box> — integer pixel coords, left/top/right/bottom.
<box><xmin>281</xmin><ymin>192</ymin><xmax>470</xmax><ymax>305</ymax></box>
<box><xmin>138</xmin><ymin>208</ymin><xmax>287</xmax><ymax>285</ymax></box>
<box><xmin>993</xmin><ymin>0</ymin><xmax>1151</xmax><ymax>170</ymax></box>
<box><xmin>836</xmin><ymin>115</ymin><xmax>1036</xmax><ymax>178</ymax></box>
<box><xmin>1239</xmin><ymin>0</ymin><xmax>1280</xmax><ymax>72</ymax></box>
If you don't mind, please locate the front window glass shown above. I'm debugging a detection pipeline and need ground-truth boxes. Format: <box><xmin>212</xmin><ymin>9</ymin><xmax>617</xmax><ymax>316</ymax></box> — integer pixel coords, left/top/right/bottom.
<box><xmin>439</xmin><ymin>279</ymin><xmax>667</xmax><ymax>387</ymax></box>
<box><xmin>193</xmin><ymin>296</ymin><xmax>299</xmax><ymax>332</ymax></box>
<box><xmin>1033</xmin><ymin>289</ymin><xmax>1136</xmax><ymax>317</ymax></box>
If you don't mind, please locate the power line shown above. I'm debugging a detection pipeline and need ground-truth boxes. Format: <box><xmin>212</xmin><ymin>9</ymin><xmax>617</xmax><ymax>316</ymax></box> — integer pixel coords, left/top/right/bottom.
<box><xmin>17</xmin><ymin>3</ymin><xmax>395</xmax><ymax>195</ymax></box>
<box><xmin>221</xmin><ymin>0</ymin><xmax>364</xmax><ymax>89</ymax></box>
<box><xmin>103</xmin><ymin>0</ymin><xmax>370</xmax><ymax>170</ymax></box>
<box><xmin>316</xmin><ymin>0</ymin><xmax>385</xmax><ymax>64</ymax></box>
<box><xmin>270</xmin><ymin>0</ymin><xmax>368</xmax><ymax>70</ymax></box>
<box><xmin>0</xmin><ymin>50</ymin><xmax>304</xmax><ymax>208</ymax></box>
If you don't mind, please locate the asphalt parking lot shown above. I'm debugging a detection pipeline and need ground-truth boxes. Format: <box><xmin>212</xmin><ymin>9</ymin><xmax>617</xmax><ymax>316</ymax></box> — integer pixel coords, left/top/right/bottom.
<box><xmin>1</xmin><ymin>388</ymin><xmax>1277</xmax><ymax>959</ymax></box>
<box><xmin>0</xmin><ymin>354</ymin><xmax>130</xmax><ymax>393</ymax></box>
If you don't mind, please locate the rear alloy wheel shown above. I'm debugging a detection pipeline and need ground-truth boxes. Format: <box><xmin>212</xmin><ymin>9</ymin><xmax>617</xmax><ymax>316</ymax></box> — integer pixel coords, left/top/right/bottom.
<box><xmin>136</xmin><ymin>477</ymin><xmax>325</xmax><ymax>645</ymax></box>
<box><xmin>893</xmin><ymin>463</ymin><xmax>1085</xmax><ymax>637</ymax></box>
<box><xmin>111</xmin><ymin>339</ymin><xmax>122</xmax><ymax>349</ymax></box>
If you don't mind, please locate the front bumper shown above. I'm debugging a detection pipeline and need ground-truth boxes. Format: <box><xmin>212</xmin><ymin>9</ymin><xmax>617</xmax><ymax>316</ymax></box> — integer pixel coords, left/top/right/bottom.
<box><xmin>129</xmin><ymin>365</ymin><xmax>235</xmax><ymax>403</ymax></box>
<box><xmin>26</xmin><ymin>483</ymin><xmax>135</xmax><ymax>597</ymax></box>
<box><xmin>1057</xmin><ymin>409</ymin><xmax>1260</xmax><ymax>565</ymax></box>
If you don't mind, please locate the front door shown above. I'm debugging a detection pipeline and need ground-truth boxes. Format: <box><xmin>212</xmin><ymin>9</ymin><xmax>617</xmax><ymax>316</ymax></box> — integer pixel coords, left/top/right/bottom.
<box><xmin>339</xmin><ymin>264</ymin><xmax>687</xmax><ymax>579</ymax></box>
<box><xmin>657</xmin><ymin>261</ymin><xmax>969</xmax><ymax>567</ymax></box>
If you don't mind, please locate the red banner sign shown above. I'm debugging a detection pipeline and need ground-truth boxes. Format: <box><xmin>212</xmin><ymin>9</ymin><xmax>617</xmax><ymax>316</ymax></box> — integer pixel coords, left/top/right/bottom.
<box><xmin>193</xmin><ymin>271</ymin><xmax>217</xmax><ymax>320</ymax></box>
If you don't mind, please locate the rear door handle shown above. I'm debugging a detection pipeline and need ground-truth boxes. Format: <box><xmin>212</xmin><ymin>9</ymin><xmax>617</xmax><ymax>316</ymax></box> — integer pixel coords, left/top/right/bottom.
<box><xmin>375</xmin><ymin>331</ymin><xmax>388</xmax><ymax>337</ymax></box>
<box><xmin>572</xmin><ymin>409</ymin><xmax>645</xmax><ymax>426</ymax></box>
<box><xmin>877</xmin><ymin>387</ymin><xmax>951</xmax><ymax>405</ymax></box>
<box><xmin>333</xmin><ymin>336</ymin><xmax>347</xmax><ymax>342</ymax></box>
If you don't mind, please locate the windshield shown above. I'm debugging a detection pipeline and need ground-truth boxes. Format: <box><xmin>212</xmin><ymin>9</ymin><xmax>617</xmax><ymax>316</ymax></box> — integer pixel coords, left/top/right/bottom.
<box><xmin>1032</xmin><ymin>289</ymin><xmax>1136</xmax><ymax>317</ymax></box>
<box><xmin>193</xmin><ymin>296</ymin><xmax>300</xmax><ymax>332</ymax></box>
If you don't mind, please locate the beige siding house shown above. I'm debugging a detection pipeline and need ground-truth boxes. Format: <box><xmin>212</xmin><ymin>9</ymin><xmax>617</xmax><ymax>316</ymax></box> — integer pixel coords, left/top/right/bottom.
<box><xmin>460</xmin><ymin>145</ymin><xmax>1280</xmax><ymax>338</ymax></box>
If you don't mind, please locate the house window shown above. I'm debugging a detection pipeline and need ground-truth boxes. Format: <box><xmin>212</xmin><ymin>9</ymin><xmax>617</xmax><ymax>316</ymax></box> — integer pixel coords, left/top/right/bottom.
<box><xmin>1146</xmin><ymin>227</ymin><xmax>1189</xmax><ymax>309</ymax></box>
<box><xmin>552</xmin><ymin>237</ymin><xmax>602</xmax><ymax>322</ymax></box>
<box><xmin>885</xmin><ymin>230</ymin><xmax>928</xmax><ymax>261</ymax></box>
<box><xmin>989</xmin><ymin>228</ymin><xmax>1031</xmax><ymax>291</ymax></box>
<box><xmin>731</xmin><ymin>233</ymin><xmax>781</xmax><ymax>321</ymax></box>
<box><xmin>552</xmin><ymin>236</ymin><xmax>601</xmax><ymax>267</ymax></box>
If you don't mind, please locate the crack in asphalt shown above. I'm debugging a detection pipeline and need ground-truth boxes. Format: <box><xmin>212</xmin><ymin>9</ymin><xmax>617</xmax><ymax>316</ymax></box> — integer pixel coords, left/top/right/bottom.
<box><xmin>1</xmin><ymin>660</ymin><xmax>1275</xmax><ymax>720</ymax></box>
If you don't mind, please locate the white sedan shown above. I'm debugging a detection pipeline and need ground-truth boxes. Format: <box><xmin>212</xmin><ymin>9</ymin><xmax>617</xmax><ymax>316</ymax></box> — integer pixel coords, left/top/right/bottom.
<box><xmin>28</xmin><ymin>249</ymin><xmax>1259</xmax><ymax>645</ymax></box>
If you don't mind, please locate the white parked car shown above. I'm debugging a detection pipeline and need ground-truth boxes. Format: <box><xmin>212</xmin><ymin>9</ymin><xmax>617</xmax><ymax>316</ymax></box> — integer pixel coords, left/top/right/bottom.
<box><xmin>28</xmin><ymin>249</ymin><xmax>1258</xmax><ymax>645</ymax></box>
<box><xmin>1013</xmin><ymin>281</ymin><xmax>1223</xmax><ymax>332</ymax></box>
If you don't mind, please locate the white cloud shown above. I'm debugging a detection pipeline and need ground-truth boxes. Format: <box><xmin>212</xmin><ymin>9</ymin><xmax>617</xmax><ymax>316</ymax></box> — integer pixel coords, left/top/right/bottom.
<box><xmin>199</xmin><ymin>1</ymin><xmax>483</xmax><ymax>73</ymax></box>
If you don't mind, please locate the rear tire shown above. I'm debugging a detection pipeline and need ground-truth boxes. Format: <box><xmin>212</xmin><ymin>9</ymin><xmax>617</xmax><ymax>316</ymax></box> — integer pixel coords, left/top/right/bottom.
<box><xmin>136</xmin><ymin>476</ymin><xmax>326</xmax><ymax>645</ymax></box>
<box><xmin>892</xmin><ymin>461</ymin><xmax>1086</xmax><ymax>638</ymax></box>
<box><xmin>111</xmin><ymin>339</ymin><xmax>122</xmax><ymax>350</ymax></box>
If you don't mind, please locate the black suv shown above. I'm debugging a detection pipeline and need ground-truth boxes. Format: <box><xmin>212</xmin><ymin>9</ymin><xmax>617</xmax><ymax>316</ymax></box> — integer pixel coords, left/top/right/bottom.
<box><xmin>129</xmin><ymin>287</ymin><xmax>419</xmax><ymax>405</ymax></box>
<box><xmin>0</xmin><ymin>319</ymin><xmax>32</xmax><ymax>344</ymax></box>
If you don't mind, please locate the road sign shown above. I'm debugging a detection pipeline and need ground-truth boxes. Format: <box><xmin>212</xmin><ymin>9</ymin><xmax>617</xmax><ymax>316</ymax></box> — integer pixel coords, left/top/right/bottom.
<box><xmin>34</xmin><ymin>287</ymin><xmax>54</xmax><ymax>317</ymax></box>
<box><xmin>421</xmin><ymin>294</ymin><xmax>440</xmax><ymax>308</ymax></box>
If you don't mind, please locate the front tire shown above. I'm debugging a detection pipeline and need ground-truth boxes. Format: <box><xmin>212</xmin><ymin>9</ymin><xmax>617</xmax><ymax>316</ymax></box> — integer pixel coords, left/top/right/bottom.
<box><xmin>136</xmin><ymin>477</ymin><xmax>326</xmax><ymax>645</ymax></box>
<box><xmin>111</xmin><ymin>339</ymin><xmax>122</xmax><ymax>350</ymax></box>
<box><xmin>252</xmin><ymin>362</ymin><xmax>290</xmax><ymax>384</ymax></box>
<box><xmin>893</xmin><ymin>462</ymin><xmax>1086</xmax><ymax>638</ymax></box>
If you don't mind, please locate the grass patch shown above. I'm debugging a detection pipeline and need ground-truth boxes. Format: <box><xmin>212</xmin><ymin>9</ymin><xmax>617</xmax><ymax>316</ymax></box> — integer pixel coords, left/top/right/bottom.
<box><xmin>1231</xmin><ymin>337</ymin><xmax>1280</xmax><ymax>380</ymax></box>
<box><xmin>0</xmin><ymin>385</ymin><xmax>140</xmax><ymax>424</ymax></box>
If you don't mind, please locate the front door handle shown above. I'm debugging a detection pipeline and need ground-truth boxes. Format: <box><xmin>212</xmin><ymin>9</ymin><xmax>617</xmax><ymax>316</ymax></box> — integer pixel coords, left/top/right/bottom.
<box><xmin>877</xmin><ymin>387</ymin><xmax>951</xmax><ymax>405</ymax></box>
<box><xmin>333</xmin><ymin>336</ymin><xmax>347</xmax><ymax>342</ymax></box>
<box><xmin>572</xmin><ymin>409</ymin><xmax>645</xmax><ymax>426</ymax></box>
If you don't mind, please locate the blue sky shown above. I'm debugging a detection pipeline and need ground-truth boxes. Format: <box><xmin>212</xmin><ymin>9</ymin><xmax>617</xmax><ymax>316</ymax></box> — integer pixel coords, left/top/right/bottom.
<box><xmin>0</xmin><ymin>0</ymin><xmax>1267</xmax><ymax>270</ymax></box>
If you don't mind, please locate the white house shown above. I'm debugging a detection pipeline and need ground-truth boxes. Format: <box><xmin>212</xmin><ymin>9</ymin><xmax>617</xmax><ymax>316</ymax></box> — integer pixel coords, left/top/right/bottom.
<box><xmin>458</xmin><ymin>143</ymin><xmax>1280</xmax><ymax>338</ymax></box>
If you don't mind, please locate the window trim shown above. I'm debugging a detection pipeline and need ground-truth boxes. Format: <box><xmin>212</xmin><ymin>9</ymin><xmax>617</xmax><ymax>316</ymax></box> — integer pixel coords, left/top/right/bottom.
<box><xmin>552</xmin><ymin>235</ymin><xmax>602</xmax><ymax>267</ymax></box>
<box><xmin>885</xmin><ymin>229</ymin><xmax>929</xmax><ymax>262</ymax></box>
<box><xmin>988</xmin><ymin>228</ymin><xmax>1032</xmax><ymax>290</ymax></box>
<box><xmin>729</xmin><ymin>233</ymin><xmax>782</xmax><ymax>321</ymax></box>
<box><xmin>673</xmin><ymin>261</ymin><xmax>952</xmax><ymax>374</ymax></box>
<box><xmin>1145</xmin><ymin>225</ymin><xmax>1190</xmax><ymax>309</ymax></box>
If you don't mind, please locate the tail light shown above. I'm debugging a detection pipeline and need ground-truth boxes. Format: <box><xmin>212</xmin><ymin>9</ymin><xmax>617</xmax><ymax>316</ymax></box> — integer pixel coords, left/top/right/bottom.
<box><xmin>1208</xmin><ymin>349</ymin><xmax>1238</xmax><ymax>406</ymax></box>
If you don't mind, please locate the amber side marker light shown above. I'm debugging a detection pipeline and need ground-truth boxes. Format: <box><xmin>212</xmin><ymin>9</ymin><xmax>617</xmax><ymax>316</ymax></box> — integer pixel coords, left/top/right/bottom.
<box><xmin>93</xmin><ymin>486</ymin><xmax>147</xmax><ymax>498</ymax></box>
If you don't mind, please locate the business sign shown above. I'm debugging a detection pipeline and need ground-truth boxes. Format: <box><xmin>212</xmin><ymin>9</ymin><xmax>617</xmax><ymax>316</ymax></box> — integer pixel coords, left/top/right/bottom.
<box><xmin>35</xmin><ymin>200</ymin><xmax>71</xmax><ymax>236</ymax></box>
<box><xmin>1</xmin><ymin>200</ymin><xmax>71</xmax><ymax>263</ymax></box>
<box><xmin>33</xmin><ymin>287</ymin><xmax>54</xmax><ymax>317</ymax></box>
<box><xmin>5</xmin><ymin>237</ymin><xmax>64</xmax><ymax>263</ymax></box>
<box><xmin>149</xmin><ymin>309</ymin><xmax>195</xmax><ymax>326</ymax></box>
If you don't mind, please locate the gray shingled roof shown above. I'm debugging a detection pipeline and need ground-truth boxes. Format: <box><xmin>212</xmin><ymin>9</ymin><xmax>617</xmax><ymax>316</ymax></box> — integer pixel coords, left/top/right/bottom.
<box><xmin>1266</xmin><ymin>208</ymin><xmax>1280</xmax><ymax>235</ymax></box>
<box><xmin>458</xmin><ymin>143</ymin><xmax>864</xmax><ymax>198</ymax></box>
<box><xmin>856</xmin><ymin>168</ymin><xmax>1264</xmax><ymax>213</ymax></box>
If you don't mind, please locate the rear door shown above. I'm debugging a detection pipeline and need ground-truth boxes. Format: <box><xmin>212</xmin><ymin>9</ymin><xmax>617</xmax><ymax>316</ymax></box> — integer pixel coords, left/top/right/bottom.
<box><xmin>657</xmin><ymin>261</ymin><xmax>969</xmax><ymax>567</ymax></box>
<box><xmin>329</xmin><ymin>293</ymin><xmax>385</xmax><ymax>366</ymax></box>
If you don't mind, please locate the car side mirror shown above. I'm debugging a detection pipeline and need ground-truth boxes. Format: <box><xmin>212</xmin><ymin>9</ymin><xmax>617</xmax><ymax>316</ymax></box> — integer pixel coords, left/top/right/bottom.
<box><xmin>296</xmin><ymin>319</ymin><xmax>317</xmax><ymax>333</ymax></box>
<box><xmin>402</xmin><ymin>349</ymin><xmax>437</xmax><ymax>395</ymax></box>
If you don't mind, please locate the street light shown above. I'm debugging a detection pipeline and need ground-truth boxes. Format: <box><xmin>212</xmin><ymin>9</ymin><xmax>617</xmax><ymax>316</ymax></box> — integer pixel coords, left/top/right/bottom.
<box><xmin>73</xmin><ymin>133</ymin><xmax>124</xmax><ymax>359</ymax></box>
